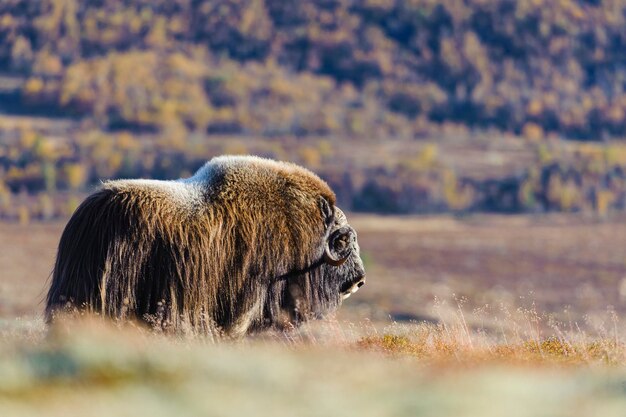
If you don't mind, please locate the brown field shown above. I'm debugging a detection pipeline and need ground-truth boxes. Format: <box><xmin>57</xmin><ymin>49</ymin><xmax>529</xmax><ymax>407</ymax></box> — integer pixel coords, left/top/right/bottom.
<box><xmin>2</xmin><ymin>213</ymin><xmax>625</xmax><ymax>335</ymax></box>
<box><xmin>348</xmin><ymin>214</ymin><xmax>626</xmax><ymax>332</ymax></box>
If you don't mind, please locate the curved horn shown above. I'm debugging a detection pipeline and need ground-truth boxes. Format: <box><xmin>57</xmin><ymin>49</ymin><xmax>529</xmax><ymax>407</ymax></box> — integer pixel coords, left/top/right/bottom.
<box><xmin>324</xmin><ymin>244</ymin><xmax>350</xmax><ymax>266</ymax></box>
<box><xmin>324</xmin><ymin>228</ymin><xmax>352</xmax><ymax>266</ymax></box>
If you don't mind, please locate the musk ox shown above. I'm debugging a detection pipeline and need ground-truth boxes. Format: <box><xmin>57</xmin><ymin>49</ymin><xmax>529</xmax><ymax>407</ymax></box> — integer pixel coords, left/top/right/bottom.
<box><xmin>45</xmin><ymin>155</ymin><xmax>365</xmax><ymax>336</ymax></box>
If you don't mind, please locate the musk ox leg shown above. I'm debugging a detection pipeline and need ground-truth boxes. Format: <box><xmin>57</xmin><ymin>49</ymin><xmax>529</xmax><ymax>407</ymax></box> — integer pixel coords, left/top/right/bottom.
<box><xmin>226</xmin><ymin>294</ymin><xmax>265</xmax><ymax>337</ymax></box>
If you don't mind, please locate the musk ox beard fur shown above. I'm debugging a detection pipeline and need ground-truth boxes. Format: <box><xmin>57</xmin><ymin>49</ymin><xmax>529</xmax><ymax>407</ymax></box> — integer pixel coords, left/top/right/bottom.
<box><xmin>45</xmin><ymin>155</ymin><xmax>366</xmax><ymax>337</ymax></box>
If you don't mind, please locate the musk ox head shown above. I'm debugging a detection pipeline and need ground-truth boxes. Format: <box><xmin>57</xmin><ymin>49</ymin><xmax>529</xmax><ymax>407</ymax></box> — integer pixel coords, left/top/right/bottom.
<box><xmin>279</xmin><ymin>200</ymin><xmax>365</xmax><ymax>327</ymax></box>
<box><xmin>45</xmin><ymin>155</ymin><xmax>365</xmax><ymax>337</ymax></box>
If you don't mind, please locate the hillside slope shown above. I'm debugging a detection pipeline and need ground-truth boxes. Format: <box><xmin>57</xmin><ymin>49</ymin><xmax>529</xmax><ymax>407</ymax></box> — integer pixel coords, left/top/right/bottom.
<box><xmin>2</xmin><ymin>0</ymin><xmax>626</xmax><ymax>139</ymax></box>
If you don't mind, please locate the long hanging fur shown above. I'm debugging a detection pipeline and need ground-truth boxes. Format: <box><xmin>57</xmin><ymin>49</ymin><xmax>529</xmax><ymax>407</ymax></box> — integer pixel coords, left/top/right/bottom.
<box><xmin>45</xmin><ymin>156</ymin><xmax>364</xmax><ymax>336</ymax></box>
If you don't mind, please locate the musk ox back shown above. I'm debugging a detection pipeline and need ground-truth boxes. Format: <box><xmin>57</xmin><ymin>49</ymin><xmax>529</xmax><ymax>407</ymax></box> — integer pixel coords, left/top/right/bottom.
<box><xmin>46</xmin><ymin>155</ymin><xmax>365</xmax><ymax>336</ymax></box>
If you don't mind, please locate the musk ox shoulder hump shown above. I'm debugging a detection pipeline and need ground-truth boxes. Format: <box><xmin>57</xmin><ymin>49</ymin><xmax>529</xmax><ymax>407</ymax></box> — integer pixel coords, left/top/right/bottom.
<box><xmin>106</xmin><ymin>155</ymin><xmax>335</xmax><ymax>211</ymax></box>
<box><xmin>187</xmin><ymin>155</ymin><xmax>336</xmax><ymax>205</ymax></box>
<box><xmin>96</xmin><ymin>156</ymin><xmax>336</xmax><ymax>234</ymax></box>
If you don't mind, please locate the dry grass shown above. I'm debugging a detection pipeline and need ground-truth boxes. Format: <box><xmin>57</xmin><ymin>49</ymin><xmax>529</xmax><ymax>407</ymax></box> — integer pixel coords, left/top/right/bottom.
<box><xmin>356</xmin><ymin>326</ymin><xmax>625</xmax><ymax>367</ymax></box>
<box><xmin>1</xmin><ymin>317</ymin><xmax>626</xmax><ymax>417</ymax></box>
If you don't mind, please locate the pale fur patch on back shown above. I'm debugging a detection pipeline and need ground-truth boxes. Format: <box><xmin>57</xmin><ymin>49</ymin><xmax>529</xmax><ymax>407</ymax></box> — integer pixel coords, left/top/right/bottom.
<box><xmin>106</xmin><ymin>179</ymin><xmax>205</xmax><ymax>211</ymax></box>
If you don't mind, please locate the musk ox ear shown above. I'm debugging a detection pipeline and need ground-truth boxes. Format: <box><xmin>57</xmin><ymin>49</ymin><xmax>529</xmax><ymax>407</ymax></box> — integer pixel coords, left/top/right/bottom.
<box><xmin>319</xmin><ymin>196</ymin><xmax>334</xmax><ymax>228</ymax></box>
<box><xmin>324</xmin><ymin>226</ymin><xmax>353</xmax><ymax>266</ymax></box>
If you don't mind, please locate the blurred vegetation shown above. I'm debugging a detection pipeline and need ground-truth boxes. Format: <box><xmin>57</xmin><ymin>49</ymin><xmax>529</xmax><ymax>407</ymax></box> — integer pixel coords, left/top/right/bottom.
<box><xmin>5</xmin><ymin>1</ymin><xmax>626</xmax><ymax>219</ymax></box>
<box><xmin>3</xmin><ymin>0</ymin><xmax>626</xmax><ymax>138</ymax></box>
<box><xmin>0</xmin><ymin>318</ymin><xmax>625</xmax><ymax>417</ymax></box>
<box><xmin>6</xmin><ymin>125</ymin><xmax>626</xmax><ymax>220</ymax></box>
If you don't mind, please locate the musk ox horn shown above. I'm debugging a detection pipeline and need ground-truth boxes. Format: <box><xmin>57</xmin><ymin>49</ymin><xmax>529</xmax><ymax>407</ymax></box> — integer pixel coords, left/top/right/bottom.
<box><xmin>324</xmin><ymin>246</ymin><xmax>349</xmax><ymax>266</ymax></box>
<box><xmin>324</xmin><ymin>227</ymin><xmax>353</xmax><ymax>266</ymax></box>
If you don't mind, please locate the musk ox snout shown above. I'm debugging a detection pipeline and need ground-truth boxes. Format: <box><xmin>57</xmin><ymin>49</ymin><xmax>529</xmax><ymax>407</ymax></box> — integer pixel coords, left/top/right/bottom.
<box><xmin>45</xmin><ymin>155</ymin><xmax>366</xmax><ymax>337</ymax></box>
<box><xmin>340</xmin><ymin>276</ymin><xmax>366</xmax><ymax>300</ymax></box>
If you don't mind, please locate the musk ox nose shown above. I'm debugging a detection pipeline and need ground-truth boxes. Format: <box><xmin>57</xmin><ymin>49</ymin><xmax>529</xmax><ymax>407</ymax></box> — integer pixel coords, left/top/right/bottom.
<box><xmin>341</xmin><ymin>276</ymin><xmax>366</xmax><ymax>300</ymax></box>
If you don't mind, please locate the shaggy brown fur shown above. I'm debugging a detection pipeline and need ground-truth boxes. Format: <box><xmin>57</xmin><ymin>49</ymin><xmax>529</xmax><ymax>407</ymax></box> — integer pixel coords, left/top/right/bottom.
<box><xmin>45</xmin><ymin>155</ymin><xmax>365</xmax><ymax>337</ymax></box>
